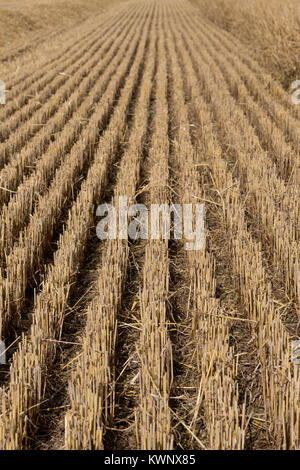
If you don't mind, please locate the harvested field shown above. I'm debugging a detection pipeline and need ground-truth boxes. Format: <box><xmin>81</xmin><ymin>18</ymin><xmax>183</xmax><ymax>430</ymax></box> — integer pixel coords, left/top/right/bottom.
<box><xmin>190</xmin><ymin>0</ymin><xmax>300</xmax><ymax>90</ymax></box>
<box><xmin>0</xmin><ymin>0</ymin><xmax>127</xmax><ymax>55</ymax></box>
<box><xmin>0</xmin><ymin>0</ymin><xmax>299</xmax><ymax>450</ymax></box>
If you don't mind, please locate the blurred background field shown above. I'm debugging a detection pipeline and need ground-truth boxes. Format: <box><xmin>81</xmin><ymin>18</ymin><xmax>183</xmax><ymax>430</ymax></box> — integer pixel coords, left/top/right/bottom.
<box><xmin>0</xmin><ymin>0</ymin><xmax>124</xmax><ymax>53</ymax></box>
<box><xmin>189</xmin><ymin>0</ymin><xmax>300</xmax><ymax>89</ymax></box>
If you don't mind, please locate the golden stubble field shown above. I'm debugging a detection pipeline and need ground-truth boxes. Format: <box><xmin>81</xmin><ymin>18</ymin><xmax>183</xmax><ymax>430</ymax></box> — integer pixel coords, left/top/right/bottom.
<box><xmin>0</xmin><ymin>0</ymin><xmax>299</xmax><ymax>450</ymax></box>
<box><xmin>0</xmin><ymin>0</ymin><xmax>127</xmax><ymax>52</ymax></box>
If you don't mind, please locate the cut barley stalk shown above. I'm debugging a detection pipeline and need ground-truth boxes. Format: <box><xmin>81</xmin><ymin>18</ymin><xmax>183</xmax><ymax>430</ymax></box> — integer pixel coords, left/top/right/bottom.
<box><xmin>0</xmin><ymin>5</ymin><xmax>150</xmax><ymax>341</ymax></box>
<box><xmin>137</xmin><ymin>15</ymin><xmax>173</xmax><ymax>450</ymax></box>
<box><xmin>177</xmin><ymin>3</ymin><xmax>300</xmax><ymax>317</ymax></box>
<box><xmin>191</xmin><ymin>5</ymin><xmax>300</xmax><ymax>122</ymax></box>
<box><xmin>0</xmin><ymin>2</ymin><xmax>155</xmax><ymax>449</ymax></box>
<box><xmin>65</xmin><ymin>3</ymin><xmax>157</xmax><ymax>449</ymax></box>
<box><xmin>0</xmin><ymin>5</ymin><xmax>143</xmax><ymax>262</ymax></box>
<box><xmin>0</xmin><ymin>5</ymin><xmax>132</xmax><ymax>127</ymax></box>
<box><xmin>164</xmin><ymin>1</ymin><xmax>246</xmax><ymax>449</ymax></box>
<box><xmin>0</xmin><ymin>7</ymin><xmax>135</xmax><ymax>172</ymax></box>
<box><xmin>172</xmin><ymin>1</ymin><xmax>299</xmax><ymax>448</ymax></box>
